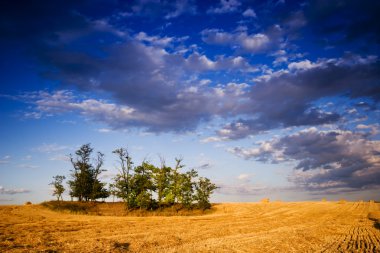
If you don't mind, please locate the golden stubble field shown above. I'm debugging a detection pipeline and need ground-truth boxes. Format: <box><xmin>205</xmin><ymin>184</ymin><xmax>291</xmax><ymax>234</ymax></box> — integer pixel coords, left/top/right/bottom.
<box><xmin>1</xmin><ymin>201</ymin><xmax>380</xmax><ymax>252</ymax></box>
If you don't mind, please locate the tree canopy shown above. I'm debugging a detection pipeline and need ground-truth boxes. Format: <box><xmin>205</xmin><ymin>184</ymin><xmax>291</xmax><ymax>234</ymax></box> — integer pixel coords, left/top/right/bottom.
<box><xmin>50</xmin><ymin>144</ymin><xmax>217</xmax><ymax>211</ymax></box>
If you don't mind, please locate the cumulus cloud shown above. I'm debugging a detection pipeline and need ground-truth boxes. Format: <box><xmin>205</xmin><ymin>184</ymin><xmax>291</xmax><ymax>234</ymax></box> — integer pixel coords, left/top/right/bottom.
<box><xmin>0</xmin><ymin>186</ymin><xmax>30</xmax><ymax>195</ymax></box>
<box><xmin>214</xmin><ymin>55</ymin><xmax>380</xmax><ymax>140</ymax></box>
<box><xmin>288</xmin><ymin>59</ymin><xmax>318</xmax><ymax>70</ymax></box>
<box><xmin>201</xmin><ymin>25</ymin><xmax>282</xmax><ymax>53</ymax></box>
<box><xmin>242</xmin><ymin>8</ymin><xmax>256</xmax><ymax>18</ymax></box>
<box><xmin>229</xmin><ymin>128</ymin><xmax>380</xmax><ymax>191</ymax></box>
<box><xmin>18</xmin><ymin>80</ymin><xmax>249</xmax><ymax>132</ymax></box>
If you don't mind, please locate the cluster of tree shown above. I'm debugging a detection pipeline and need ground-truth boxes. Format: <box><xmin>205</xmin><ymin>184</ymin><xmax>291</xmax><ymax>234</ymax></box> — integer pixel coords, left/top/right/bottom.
<box><xmin>50</xmin><ymin>144</ymin><xmax>217</xmax><ymax>210</ymax></box>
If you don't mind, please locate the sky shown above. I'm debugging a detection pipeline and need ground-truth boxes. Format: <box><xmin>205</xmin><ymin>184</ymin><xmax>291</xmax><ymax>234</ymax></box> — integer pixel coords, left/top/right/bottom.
<box><xmin>1</xmin><ymin>0</ymin><xmax>379</xmax><ymax>204</ymax></box>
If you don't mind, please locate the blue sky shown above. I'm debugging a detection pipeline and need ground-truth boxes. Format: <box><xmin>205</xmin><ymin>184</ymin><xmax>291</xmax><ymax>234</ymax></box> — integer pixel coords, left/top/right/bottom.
<box><xmin>1</xmin><ymin>0</ymin><xmax>379</xmax><ymax>204</ymax></box>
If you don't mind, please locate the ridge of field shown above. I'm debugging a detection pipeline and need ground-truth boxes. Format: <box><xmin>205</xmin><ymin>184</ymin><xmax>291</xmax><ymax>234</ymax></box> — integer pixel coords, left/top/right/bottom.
<box><xmin>1</xmin><ymin>201</ymin><xmax>379</xmax><ymax>252</ymax></box>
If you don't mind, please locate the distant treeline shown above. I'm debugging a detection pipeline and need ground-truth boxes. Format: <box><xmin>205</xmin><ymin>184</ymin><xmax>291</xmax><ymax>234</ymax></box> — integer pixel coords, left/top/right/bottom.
<box><xmin>50</xmin><ymin>144</ymin><xmax>217</xmax><ymax>210</ymax></box>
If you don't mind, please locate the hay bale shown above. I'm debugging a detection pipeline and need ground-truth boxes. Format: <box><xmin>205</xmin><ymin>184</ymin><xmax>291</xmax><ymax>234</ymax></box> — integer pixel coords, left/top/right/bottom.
<box><xmin>261</xmin><ymin>198</ymin><xmax>270</xmax><ymax>203</ymax></box>
<box><xmin>24</xmin><ymin>201</ymin><xmax>32</xmax><ymax>205</ymax></box>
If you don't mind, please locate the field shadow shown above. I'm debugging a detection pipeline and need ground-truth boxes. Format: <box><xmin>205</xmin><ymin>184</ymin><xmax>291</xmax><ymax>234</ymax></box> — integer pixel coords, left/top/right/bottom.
<box><xmin>113</xmin><ymin>242</ymin><xmax>130</xmax><ymax>251</ymax></box>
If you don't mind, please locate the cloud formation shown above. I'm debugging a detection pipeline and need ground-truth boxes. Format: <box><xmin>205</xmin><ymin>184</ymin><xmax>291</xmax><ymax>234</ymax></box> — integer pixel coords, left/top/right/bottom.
<box><xmin>0</xmin><ymin>186</ymin><xmax>30</xmax><ymax>195</ymax></box>
<box><xmin>19</xmin><ymin>82</ymin><xmax>248</xmax><ymax>132</ymax></box>
<box><xmin>216</xmin><ymin>55</ymin><xmax>380</xmax><ymax>140</ymax></box>
<box><xmin>201</xmin><ymin>25</ymin><xmax>283</xmax><ymax>53</ymax></box>
<box><xmin>229</xmin><ymin>127</ymin><xmax>380</xmax><ymax>191</ymax></box>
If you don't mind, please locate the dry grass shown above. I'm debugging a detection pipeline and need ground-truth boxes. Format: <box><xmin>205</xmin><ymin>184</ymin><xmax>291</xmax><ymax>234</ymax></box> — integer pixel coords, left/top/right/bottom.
<box><xmin>1</xmin><ymin>201</ymin><xmax>380</xmax><ymax>252</ymax></box>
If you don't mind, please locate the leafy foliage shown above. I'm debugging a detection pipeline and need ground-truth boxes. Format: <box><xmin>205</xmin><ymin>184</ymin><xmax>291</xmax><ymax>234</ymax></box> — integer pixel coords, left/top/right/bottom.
<box><xmin>67</xmin><ymin>144</ymin><xmax>109</xmax><ymax>201</ymax></box>
<box><xmin>112</xmin><ymin>148</ymin><xmax>217</xmax><ymax>211</ymax></box>
<box><xmin>49</xmin><ymin>144</ymin><xmax>217</xmax><ymax>211</ymax></box>
<box><xmin>49</xmin><ymin>175</ymin><xmax>65</xmax><ymax>201</ymax></box>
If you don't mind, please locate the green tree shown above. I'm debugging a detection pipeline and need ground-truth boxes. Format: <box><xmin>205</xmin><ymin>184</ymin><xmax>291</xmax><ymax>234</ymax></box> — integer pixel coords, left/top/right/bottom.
<box><xmin>50</xmin><ymin>175</ymin><xmax>65</xmax><ymax>201</ymax></box>
<box><xmin>108</xmin><ymin>183</ymin><xmax>117</xmax><ymax>202</ymax></box>
<box><xmin>132</xmin><ymin>161</ymin><xmax>156</xmax><ymax>209</ymax></box>
<box><xmin>195</xmin><ymin>177</ymin><xmax>217</xmax><ymax>210</ymax></box>
<box><xmin>179</xmin><ymin>169</ymin><xmax>198</xmax><ymax>209</ymax></box>
<box><xmin>165</xmin><ymin>158</ymin><xmax>184</xmax><ymax>204</ymax></box>
<box><xmin>153</xmin><ymin>158</ymin><xmax>172</xmax><ymax>207</ymax></box>
<box><xmin>68</xmin><ymin>144</ymin><xmax>108</xmax><ymax>201</ymax></box>
<box><xmin>110</xmin><ymin>153</ymin><xmax>217</xmax><ymax>211</ymax></box>
<box><xmin>113</xmin><ymin>148</ymin><xmax>134</xmax><ymax>207</ymax></box>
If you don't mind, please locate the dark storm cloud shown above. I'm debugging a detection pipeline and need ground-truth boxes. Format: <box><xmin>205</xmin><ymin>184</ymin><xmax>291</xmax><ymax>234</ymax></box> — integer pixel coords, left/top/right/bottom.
<box><xmin>306</xmin><ymin>0</ymin><xmax>380</xmax><ymax>45</ymax></box>
<box><xmin>229</xmin><ymin>128</ymin><xmax>380</xmax><ymax>191</ymax></box>
<box><xmin>217</xmin><ymin>56</ymin><xmax>380</xmax><ymax>140</ymax></box>
<box><xmin>0</xmin><ymin>0</ymin><xmax>102</xmax><ymax>44</ymax></box>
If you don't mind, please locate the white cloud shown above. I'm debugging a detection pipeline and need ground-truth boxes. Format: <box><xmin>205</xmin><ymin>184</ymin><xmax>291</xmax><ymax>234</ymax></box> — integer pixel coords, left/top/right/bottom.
<box><xmin>242</xmin><ymin>8</ymin><xmax>256</xmax><ymax>18</ymax></box>
<box><xmin>35</xmin><ymin>143</ymin><xmax>70</xmax><ymax>154</ymax></box>
<box><xmin>135</xmin><ymin>32</ymin><xmax>174</xmax><ymax>47</ymax></box>
<box><xmin>240</xmin><ymin>33</ymin><xmax>269</xmax><ymax>52</ymax></box>
<box><xmin>201</xmin><ymin>29</ymin><xmax>233</xmax><ymax>45</ymax></box>
<box><xmin>200</xmin><ymin>136</ymin><xmax>227</xmax><ymax>143</ymax></box>
<box><xmin>49</xmin><ymin>155</ymin><xmax>70</xmax><ymax>162</ymax></box>
<box><xmin>273</xmin><ymin>56</ymin><xmax>288</xmax><ymax>66</ymax></box>
<box><xmin>18</xmin><ymin>164</ymin><xmax>40</xmax><ymax>169</ymax></box>
<box><xmin>0</xmin><ymin>155</ymin><xmax>11</xmax><ymax>164</ymax></box>
<box><xmin>0</xmin><ymin>186</ymin><xmax>30</xmax><ymax>195</ymax></box>
<box><xmin>97</xmin><ymin>128</ymin><xmax>112</xmax><ymax>133</ymax></box>
<box><xmin>201</xmin><ymin>28</ymin><xmax>276</xmax><ymax>53</ymax></box>
<box><xmin>288</xmin><ymin>59</ymin><xmax>318</xmax><ymax>71</ymax></box>
<box><xmin>237</xmin><ymin>173</ymin><xmax>254</xmax><ymax>182</ymax></box>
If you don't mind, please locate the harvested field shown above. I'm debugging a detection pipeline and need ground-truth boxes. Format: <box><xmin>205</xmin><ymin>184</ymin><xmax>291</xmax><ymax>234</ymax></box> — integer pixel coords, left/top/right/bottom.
<box><xmin>1</xmin><ymin>201</ymin><xmax>379</xmax><ymax>252</ymax></box>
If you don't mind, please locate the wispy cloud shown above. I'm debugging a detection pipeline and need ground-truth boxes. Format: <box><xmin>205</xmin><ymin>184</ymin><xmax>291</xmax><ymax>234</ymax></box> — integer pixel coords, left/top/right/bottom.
<box><xmin>0</xmin><ymin>186</ymin><xmax>30</xmax><ymax>195</ymax></box>
<box><xmin>207</xmin><ymin>0</ymin><xmax>241</xmax><ymax>14</ymax></box>
<box><xmin>0</xmin><ymin>155</ymin><xmax>11</xmax><ymax>165</ymax></box>
<box><xmin>35</xmin><ymin>143</ymin><xmax>70</xmax><ymax>154</ymax></box>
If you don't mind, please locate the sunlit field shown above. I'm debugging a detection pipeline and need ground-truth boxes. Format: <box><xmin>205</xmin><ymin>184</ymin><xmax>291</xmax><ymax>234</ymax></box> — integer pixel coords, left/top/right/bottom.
<box><xmin>1</xmin><ymin>201</ymin><xmax>379</xmax><ymax>252</ymax></box>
